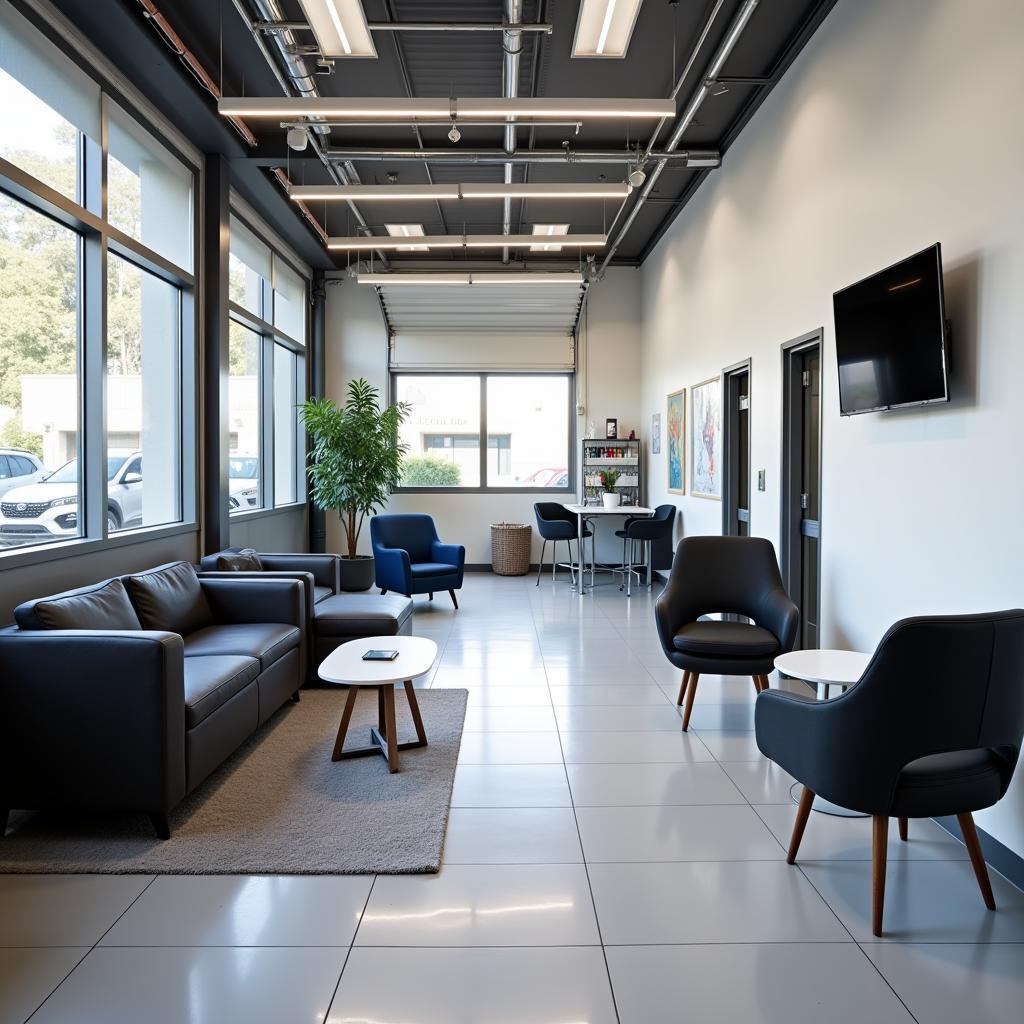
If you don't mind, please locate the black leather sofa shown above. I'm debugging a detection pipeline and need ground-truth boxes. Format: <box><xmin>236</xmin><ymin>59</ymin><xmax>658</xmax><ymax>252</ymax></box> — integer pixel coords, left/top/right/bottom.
<box><xmin>0</xmin><ymin>560</ymin><xmax>306</xmax><ymax>839</ymax></box>
<box><xmin>198</xmin><ymin>548</ymin><xmax>414</xmax><ymax>670</ymax></box>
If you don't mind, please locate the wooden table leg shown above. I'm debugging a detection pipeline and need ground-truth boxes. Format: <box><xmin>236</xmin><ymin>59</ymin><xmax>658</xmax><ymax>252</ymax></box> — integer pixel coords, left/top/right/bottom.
<box><xmin>378</xmin><ymin>687</ymin><xmax>386</xmax><ymax>731</ymax></box>
<box><xmin>331</xmin><ymin>687</ymin><xmax>359</xmax><ymax>762</ymax></box>
<box><xmin>382</xmin><ymin>684</ymin><xmax>399</xmax><ymax>772</ymax></box>
<box><xmin>404</xmin><ymin>680</ymin><xmax>428</xmax><ymax>745</ymax></box>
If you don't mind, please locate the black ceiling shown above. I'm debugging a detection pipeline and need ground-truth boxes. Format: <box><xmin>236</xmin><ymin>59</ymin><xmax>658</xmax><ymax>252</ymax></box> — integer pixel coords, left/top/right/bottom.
<box><xmin>44</xmin><ymin>0</ymin><xmax>839</xmax><ymax>270</ymax></box>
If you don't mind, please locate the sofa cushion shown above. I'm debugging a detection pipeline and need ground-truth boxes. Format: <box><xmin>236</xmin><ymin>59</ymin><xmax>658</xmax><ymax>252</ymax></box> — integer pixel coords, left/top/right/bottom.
<box><xmin>216</xmin><ymin>548</ymin><xmax>264</xmax><ymax>572</ymax></box>
<box><xmin>125</xmin><ymin>561</ymin><xmax>213</xmax><ymax>636</ymax></box>
<box><xmin>314</xmin><ymin>593</ymin><xmax>414</xmax><ymax>638</ymax></box>
<box><xmin>409</xmin><ymin>561</ymin><xmax>458</xmax><ymax>578</ymax></box>
<box><xmin>16</xmin><ymin>578</ymin><xmax>142</xmax><ymax>631</ymax></box>
<box><xmin>313</xmin><ymin>585</ymin><xmax>333</xmax><ymax>604</ymax></box>
<box><xmin>673</xmin><ymin>620</ymin><xmax>779</xmax><ymax>657</ymax></box>
<box><xmin>184</xmin><ymin>655</ymin><xmax>260</xmax><ymax>728</ymax></box>
<box><xmin>183</xmin><ymin>622</ymin><xmax>301</xmax><ymax>671</ymax></box>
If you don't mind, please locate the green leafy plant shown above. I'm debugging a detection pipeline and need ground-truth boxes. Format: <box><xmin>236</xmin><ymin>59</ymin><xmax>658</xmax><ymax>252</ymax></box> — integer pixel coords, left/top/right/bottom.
<box><xmin>300</xmin><ymin>379</ymin><xmax>409</xmax><ymax>559</ymax></box>
<box><xmin>401</xmin><ymin>455</ymin><xmax>462</xmax><ymax>487</ymax></box>
<box><xmin>599</xmin><ymin>469</ymin><xmax>620</xmax><ymax>492</ymax></box>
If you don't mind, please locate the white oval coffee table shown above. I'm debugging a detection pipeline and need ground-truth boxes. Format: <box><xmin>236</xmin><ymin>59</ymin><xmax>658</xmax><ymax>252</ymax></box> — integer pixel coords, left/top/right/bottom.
<box><xmin>774</xmin><ymin>648</ymin><xmax>871</xmax><ymax>817</ymax></box>
<box><xmin>318</xmin><ymin>636</ymin><xmax>438</xmax><ymax>773</ymax></box>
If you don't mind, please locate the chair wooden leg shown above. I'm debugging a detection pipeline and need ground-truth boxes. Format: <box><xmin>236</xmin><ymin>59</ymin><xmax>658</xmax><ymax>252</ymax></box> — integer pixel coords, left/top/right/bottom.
<box><xmin>675</xmin><ymin>670</ymin><xmax>691</xmax><ymax>706</ymax></box>
<box><xmin>787</xmin><ymin>786</ymin><xmax>815</xmax><ymax>864</ymax></box>
<box><xmin>681</xmin><ymin>672</ymin><xmax>699</xmax><ymax>731</ymax></box>
<box><xmin>898</xmin><ymin>817</ymin><xmax>908</xmax><ymax>841</ymax></box>
<box><xmin>331</xmin><ymin>686</ymin><xmax>360</xmax><ymax>762</ymax></box>
<box><xmin>382</xmin><ymin>685</ymin><xmax>399</xmax><ymax>772</ymax></box>
<box><xmin>760</xmin><ymin>674</ymin><xmax>771</xmax><ymax>692</ymax></box>
<box><xmin>449</xmin><ymin>589</ymin><xmax>459</xmax><ymax>609</ymax></box>
<box><xmin>872</xmin><ymin>815</ymin><xmax>889</xmax><ymax>937</ymax></box>
<box><xmin>751</xmin><ymin>674</ymin><xmax>761</xmax><ymax>694</ymax></box>
<box><xmin>958</xmin><ymin>811</ymin><xmax>996</xmax><ymax>910</ymax></box>
<box><xmin>380</xmin><ymin>588</ymin><xmax>387</xmax><ymax>595</ymax></box>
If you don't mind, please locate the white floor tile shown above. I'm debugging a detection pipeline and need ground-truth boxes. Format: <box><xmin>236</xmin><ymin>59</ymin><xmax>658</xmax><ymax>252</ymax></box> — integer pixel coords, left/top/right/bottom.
<box><xmin>443</xmin><ymin>808</ymin><xmax>583</xmax><ymax>864</ymax></box>
<box><xmin>463</xmin><ymin>706</ymin><xmax>558</xmax><ymax>731</ymax></box>
<box><xmin>684</xmin><ymin>701</ymin><xmax>757</xmax><ymax>730</ymax></box>
<box><xmin>567</xmin><ymin>762</ymin><xmax>745</xmax><ymax>806</ymax></box>
<box><xmin>720</xmin><ymin>759</ymin><xmax>797</xmax><ymax>803</ymax></box>
<box><xmin>607</xmin><ymin>943</ymin><xmax>914</xmax><ymax>1024</ymax></box>
<box><xmin>355</xmin><ymin>864</ymin><xmax>599</xmax><ymax>946</ymax></box>
<box><xmin>461</xmin><ymin>686</ymin><xmax>553</xmax><ymax>708</ymax></box>
<box><xmin>560</xmin><ymin>729</ymin><xmax>714</xmax><ymax>763</ymax></box>
<box><xmin>451</xmin><ymin>764</ymin><xmax>572</xmax><ymax>807</ymax></box>
<box><xmin>0</xmin><ymin>948</ymin><xmax>87</xmax><ymax>1024</ymax></box>
<box><xmin>554</xmin><ymin>704</ymin><xmax>684</xmax><ymax>731</ymax></box>
<box><xmin>30</xmin><ymin>946</ymin><xmax>345</xmax><ymax>1024</ymax></box>
<box><xmin>0</xmin><ymin>874</ymin><xmax>153</xmax><ymax>947</ymax></box>
<box><xmin>99</xmin><ymin>874</ymin><xmax>373</xmax><ymax>947</ymax></box>
<box><xmin>692</xmin><ymin>730</ymin><xmax>764</xmax><ymax>760</ymax></box>
<box><xmin>862</xmin><ymin>942</ymin><xmax>1024</xmax><ymax>1024</ymax></box>
<box><xmin>589</xmin><ymin>861</ymin><xmax>849</xmax><ymax>944</ymax></box>
<box><xmin>575</xmin><ymin>804</ymin><xmax>784</xmax><ymax>862</ymax></box>
<box><xmin>457</xmin><ymin>731</ymin><xmax>564</xmax><ymax>764</ymax></box>
<box><xmin>548</xmin><ymin>684</ymin><xmax>671</xmax><ymax>705</ymax></box>
<box><xmin>328</xmin><ymin>946</ymin><xmax>617</xmax><ymax>1024</ymax></box>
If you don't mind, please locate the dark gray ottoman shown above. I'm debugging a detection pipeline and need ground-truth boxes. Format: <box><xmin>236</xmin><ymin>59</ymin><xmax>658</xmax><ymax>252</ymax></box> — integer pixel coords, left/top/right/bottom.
<box><xmin>313</xmin><ymin>593</ymin><xmax>414</xmax><ymax>663</ymax></box>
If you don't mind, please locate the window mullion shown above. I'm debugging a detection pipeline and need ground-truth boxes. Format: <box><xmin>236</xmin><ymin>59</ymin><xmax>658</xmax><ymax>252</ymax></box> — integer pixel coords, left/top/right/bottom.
<box><xmin>479</xmin><ymin>374</ymin><xmax>488</xmax><ymax>488</ymax></box>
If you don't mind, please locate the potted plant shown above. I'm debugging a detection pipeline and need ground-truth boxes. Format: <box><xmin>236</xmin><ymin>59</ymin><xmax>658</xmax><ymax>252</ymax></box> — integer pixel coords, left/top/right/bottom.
<box><xmin>300</xmin><ymin>379</ymin><xmax>409</xmax><ymax>592</ymax></box>
<box><xmin>600</xmin><ymin>469</ymin><xmax>621</xmax><ymax>508</ymax></box>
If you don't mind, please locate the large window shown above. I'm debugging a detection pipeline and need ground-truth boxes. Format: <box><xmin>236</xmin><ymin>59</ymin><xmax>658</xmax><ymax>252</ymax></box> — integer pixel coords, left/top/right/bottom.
<box><xmin>0</xmin><ymin>7</ymin><xmax>194</xmax><ymax>558</ymax></box>
<box><xmin>394</xmin><ymin>374</ymin><xmax>572</xmax><ymax>491</ymax></box>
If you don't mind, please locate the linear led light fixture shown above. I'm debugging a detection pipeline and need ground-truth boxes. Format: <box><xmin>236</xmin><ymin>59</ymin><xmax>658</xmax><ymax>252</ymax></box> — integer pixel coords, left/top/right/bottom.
<box><xmin>290</xmin><ymin>182</ymin><xmax>631</xmax><ymax>202</ymax></box>
<box><xmin>356</xmin><ymin>272</ymin><xmax>585</xmax><ymax>286</ymax></box>
<box><xmin>573</xmin><ymin>0</ymin><xmax>643</xmax><ymax>58</ymax></box>
<box><xmin>218</xmin><ymin>97</ymin><xmax>676</xmax><ymax>119</ymax></box>
<box><xmin>384</xmin><ymin>223</ymin><xmax>429</xmax><ymax>250</ymax></box>
<box><xmin>530</xmin><ymin>223</ymin><xmax>570</xmax><ymax>251</ymax></box>
<box><xmin>296</xmin><ymin>0</ymin><xmax>377</xmax><ymax>58</ymax></box>
<box><xmin>328</xmin><ymin>234</ymin><xmax>606</xmax><ymax>251</ymax></box>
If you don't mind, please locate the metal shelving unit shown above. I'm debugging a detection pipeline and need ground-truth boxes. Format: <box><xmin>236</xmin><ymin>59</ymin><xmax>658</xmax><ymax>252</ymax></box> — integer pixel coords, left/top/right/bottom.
<box><xmin>581</xmin><ymin>438</ymin><xmax>642</xmax><ymax>505</ymax></box>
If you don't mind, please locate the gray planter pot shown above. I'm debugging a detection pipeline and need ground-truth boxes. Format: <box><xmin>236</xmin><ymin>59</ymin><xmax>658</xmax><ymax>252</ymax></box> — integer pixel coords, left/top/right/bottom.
<box><xmin>339</xmin><ymin>555</ymin><xmax>375</xmax><ymax>592</ymax></box>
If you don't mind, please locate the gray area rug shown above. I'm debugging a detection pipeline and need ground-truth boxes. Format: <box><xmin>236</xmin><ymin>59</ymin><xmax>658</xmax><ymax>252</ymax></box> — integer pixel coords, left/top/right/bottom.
<box><xmin>0</xmin><ymin>688</ymin><xmax>467</xmax><ymax>875</ymax></box>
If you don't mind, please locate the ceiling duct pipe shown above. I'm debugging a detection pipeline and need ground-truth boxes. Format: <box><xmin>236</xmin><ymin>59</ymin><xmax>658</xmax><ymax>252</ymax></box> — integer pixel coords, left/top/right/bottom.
<box><xmin>233</xmin><ymin>0</ymin><xmax>387</xmax><ymax>262</ymax></box>
<box><xmin>502</xmin><ymin>1</ymin><xmax>522</xmax><ymax>264</ymax></box>
<box><xmin>322</xmin><ymin>147</ymin><xmax>719</xmax><ymax>165</ymax></box>
<box><xmin>599</xmin><ymin>0</ymin><xmax>759</xmax><ymax>273</ymax></box>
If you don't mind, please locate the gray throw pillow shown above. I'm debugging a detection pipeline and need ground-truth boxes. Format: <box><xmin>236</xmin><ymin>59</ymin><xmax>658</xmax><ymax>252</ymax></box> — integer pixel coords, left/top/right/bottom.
<box><xmin>215</xmin><ymin>548</ymin><xmax>263</xmax><ymax>572</ymax></box>
<box><xmin>31</xmin><ymin>578</ymin><xmax>143</xmax><ymax>631</ymax></box>
<box><xmin>124</xmin><ymin>561</ymin><xmax>213</xmax><ymax>635</ymax></box>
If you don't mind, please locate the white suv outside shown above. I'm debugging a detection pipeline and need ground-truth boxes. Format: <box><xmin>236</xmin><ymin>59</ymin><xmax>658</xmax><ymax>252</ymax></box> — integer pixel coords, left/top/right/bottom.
<box><xmin>0</xmin><ymin>449</ymin><xmax>47</xmax><ymax>499</ymax></box>
<box><xmin>0</xmin><ymin>449</ymin><xmax>143</xmax><ymax>547</ymax></box>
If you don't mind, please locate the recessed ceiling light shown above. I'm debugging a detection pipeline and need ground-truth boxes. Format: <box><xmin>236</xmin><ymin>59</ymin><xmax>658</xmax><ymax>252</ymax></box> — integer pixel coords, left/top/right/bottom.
<box><xmin>530</xmin><ymin>224</ymin><xmax>570</xmax><ymax>252</ymax></box>
<box><xmin>296</xmin><ymin>0</ymin><xmax>376</xmax><ymax>58</ymax></box>
<box><xmin>385</xmin><ymin>223</ymin><xmax>429</xmax><ymax>251</ymax></box>
<box><xmin>573</xmin><ymin>0</ymin><xmax>643</xmax><ymax>58</ymax></box>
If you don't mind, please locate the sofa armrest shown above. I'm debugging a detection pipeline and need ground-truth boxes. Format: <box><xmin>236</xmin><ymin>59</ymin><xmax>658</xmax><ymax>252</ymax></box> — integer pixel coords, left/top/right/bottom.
<box><xmin>431</xmin><ymin>540</ymin><xmax>465</xmax><ymax>570</ymax></box>
<box><xmin>200</xmin><ymin>577</ymin><xmax>306</xmax><ymax>628</ymax></box>
<box><xmin>373</xmin><ymin>545</ymin><xmax>411</xmax><ymax>593</ymax></box>
<box><xmin>198</xmin><ymin>570</ymin><xmax>316</xmax><ymax>624</ymax></box>
<box><xmin>258</xmin><ymin>553</ymin><xmax>339</xmax><ymax>592</ymax></box>
<box><xmin>0</xmin><ymin>630</ymin><xmax>186</xmax><ymax>814</ymax></box>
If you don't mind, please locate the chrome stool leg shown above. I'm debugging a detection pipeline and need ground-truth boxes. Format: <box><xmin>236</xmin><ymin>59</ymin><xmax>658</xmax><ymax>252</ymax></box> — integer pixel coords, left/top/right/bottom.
<box><xmin>536</xmin><ymin>539</ymin><xmax>546</xmax><ymax>586</ymax></box>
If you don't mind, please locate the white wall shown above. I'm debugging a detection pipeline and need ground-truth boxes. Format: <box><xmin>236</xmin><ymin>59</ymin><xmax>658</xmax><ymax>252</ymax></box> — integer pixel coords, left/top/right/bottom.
<box><xmin>639</xmin><ymin>0</ymin><xmax>1024</xmax><ymax>855</ymax></box>
<box><xmin>325</xmin><ymin>268</ymin><xmax>641</xmax><ymax>565</ymax></box>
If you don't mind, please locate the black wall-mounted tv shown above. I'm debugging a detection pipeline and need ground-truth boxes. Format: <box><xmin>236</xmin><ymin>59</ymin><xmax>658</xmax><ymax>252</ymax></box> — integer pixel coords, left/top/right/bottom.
<box><xmin>833</xmin><ymin>244</ymin><xmax>950</xmax><ymax>415</ymax></box>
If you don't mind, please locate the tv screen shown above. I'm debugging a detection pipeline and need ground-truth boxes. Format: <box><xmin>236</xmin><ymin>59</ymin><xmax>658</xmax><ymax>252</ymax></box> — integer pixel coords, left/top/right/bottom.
<box><xmin>833</xmin><ymin>244</ymin><xmax>949</xmax><ymax>415</ymax></box>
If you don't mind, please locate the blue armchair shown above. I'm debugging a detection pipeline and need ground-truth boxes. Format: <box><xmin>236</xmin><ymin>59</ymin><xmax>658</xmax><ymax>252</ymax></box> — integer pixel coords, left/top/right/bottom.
<box><xmin>370</xmin><ymin>514</ymin><xmax>465</xmax><ymax>608</ymax></box>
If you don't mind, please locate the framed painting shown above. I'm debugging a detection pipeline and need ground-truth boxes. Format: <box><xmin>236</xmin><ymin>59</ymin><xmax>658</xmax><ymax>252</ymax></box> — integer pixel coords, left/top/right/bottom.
<box><xmin>650</xmin><ymin>412</ymin><xmax>661</xmax><ymax>454</ymax></box>
<box><xmin>690</xmin><ymin>376</ymin><xmax>722</xmax><ymax>499</ymax></box>
<box><xmin>666</xmin><ymin>389</ymin><xmax>685</xmax><ymax>494</ymax></box>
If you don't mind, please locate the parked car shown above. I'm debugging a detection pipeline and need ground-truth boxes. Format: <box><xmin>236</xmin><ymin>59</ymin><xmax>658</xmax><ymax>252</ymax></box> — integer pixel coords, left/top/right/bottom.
<box><xmin>228</xmin><ymin>454</ymin><xmax>259</xmax><ymax>510</ymax></box>
<box><xmin>0</xmin><ymin>450</ymin><xmax>143</xmax><ymax>546</ymax></box>
<box><xmin>520</xmin><ymin>467</ymin><xmax>569</xmax><ymax>488</ymax></box>
<box><xmin>0</xmin><ymin>449</ymin><xmax>47</xmax><ymax>499</ymax></box>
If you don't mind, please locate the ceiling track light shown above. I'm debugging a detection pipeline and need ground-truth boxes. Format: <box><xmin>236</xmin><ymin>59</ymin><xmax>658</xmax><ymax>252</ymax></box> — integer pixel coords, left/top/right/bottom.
<box><xmin>355</xmin><ymin>272</ymin><xmax>586</xmax><ymax>286</ymax></box>
<box><xmin>289</xmin><ymin>182</ymin><xmax>631</xmax><ymax>202</ymax></box>
<box><xmin>328</xmin><ymin>234</ymin><xmax>607</xmax><ymax>251</ymax></box>
<box><xmin>218</xmin><ymin>97</ymin><xmax>676</xmax><ymax>120</ymax></box>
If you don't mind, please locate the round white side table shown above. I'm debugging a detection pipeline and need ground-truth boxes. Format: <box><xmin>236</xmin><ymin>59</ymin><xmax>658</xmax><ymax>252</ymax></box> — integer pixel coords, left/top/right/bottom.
<box><xmin>773</xmin><ymin>648</ymin><xmax>871</xmax><ymax>817</ymax></box>
<box><xmin>318</xmin><ymin>636</ymin><xmax>438</xmax><ymax>773</ymax></box>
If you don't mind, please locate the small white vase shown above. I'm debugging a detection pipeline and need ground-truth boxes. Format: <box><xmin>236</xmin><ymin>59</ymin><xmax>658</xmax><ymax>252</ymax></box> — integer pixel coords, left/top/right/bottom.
<box><xmin>602</xmin><ymin>491</ymin><xmax>621</xmax><ymax>509</ymax></box>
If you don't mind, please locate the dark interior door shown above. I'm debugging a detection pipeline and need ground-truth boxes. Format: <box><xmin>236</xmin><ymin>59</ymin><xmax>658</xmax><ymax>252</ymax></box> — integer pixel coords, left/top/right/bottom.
<box><xmin>723</xmin><ymin>364</ymin><xmax>751</xmax><ymax>537</ymax></box>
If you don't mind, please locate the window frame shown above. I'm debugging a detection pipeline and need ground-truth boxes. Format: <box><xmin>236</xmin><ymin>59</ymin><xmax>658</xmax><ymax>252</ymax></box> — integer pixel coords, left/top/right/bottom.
<box><xmin>391</xmin><ymin>370</ymin><xmax>576</xmax><ymax>495</ymax></box>
<box><xmin>227</xmin><ymin>213</ymin><xmax>308</xmax><ymax>517</ymax></box>
<box><xmin>0</xmin><ymin>23</ymin><xmax>198</xmax><ymax>570</ymax></box>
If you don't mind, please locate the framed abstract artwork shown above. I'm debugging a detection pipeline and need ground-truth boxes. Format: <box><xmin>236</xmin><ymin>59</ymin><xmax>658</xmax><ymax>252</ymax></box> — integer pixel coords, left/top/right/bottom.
<box><xmin>690</xmin><ymin>376</ymin><xmax>722</xmax><ymax>499</ymax></box>
<box><xmin>666</xmin><ymin>389</ymin><xmax>685</xmax><ymax>494</ymax></box>
<box><xmin>650</xmin><ymin>412</ymin><xmax>661</xmax><ymax>454</ymax></box>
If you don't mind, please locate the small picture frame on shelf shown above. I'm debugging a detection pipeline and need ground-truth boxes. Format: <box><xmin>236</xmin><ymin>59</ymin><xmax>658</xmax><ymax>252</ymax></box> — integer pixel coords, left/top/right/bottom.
<box><xmin>605</xmin><ymin>418</ymin><xmax>618</xmax><ymax>439</ymax></box>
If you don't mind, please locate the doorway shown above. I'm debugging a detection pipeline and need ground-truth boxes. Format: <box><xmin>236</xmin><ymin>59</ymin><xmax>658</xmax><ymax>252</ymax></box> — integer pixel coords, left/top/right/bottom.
<box><xmin>723</xmin><ymin>359</ymin><xmax>751</xmax><ymax>537</ymax></box>
<box><xmin>781</xmin><ymin>331</ymin><xmax>822</xmax><ymax>650</ymax></box>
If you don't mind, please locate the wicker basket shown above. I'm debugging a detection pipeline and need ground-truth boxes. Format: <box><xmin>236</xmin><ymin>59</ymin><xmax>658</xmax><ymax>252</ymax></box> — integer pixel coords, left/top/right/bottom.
<box><xmin>490</xmin><ymin>522</ymin><xmax>532</xmax><ymax>576</ymax></box>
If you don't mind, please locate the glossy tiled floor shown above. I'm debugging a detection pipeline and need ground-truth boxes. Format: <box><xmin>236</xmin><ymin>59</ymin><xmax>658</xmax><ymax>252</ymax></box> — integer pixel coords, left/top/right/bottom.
<box><xmin>2</xmin><ymin>573</ymin><xmax>1023</xmax><ymax>1023</ymax></box>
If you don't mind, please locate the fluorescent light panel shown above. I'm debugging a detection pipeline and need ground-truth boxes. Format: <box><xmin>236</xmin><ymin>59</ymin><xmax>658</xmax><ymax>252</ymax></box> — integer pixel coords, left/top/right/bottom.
<box><xmin>328</xmin><ymin>233</ymin><xmax>606</xmax><ymax>251</ymax></box>
<box><xmin>385</xmin><ymin>223</ymin><xmax>429</xmax><ymax>250</ymax></box>
<box><xmin>219</xmin><ymin>96</ymin><xmax>675</xmax><ymax>119</ymax></box>
<box><xmin>356</xmin><ymin>272</ymin><xmax>585</xmax><ymax>286</ymax></box>
<box><xmin>573</xmin><ymin>0</ymin><xmax>643</xmax><ymax>58</ymax></box>
<box><xmin>289</xmin><ymin>182</ymin><xmax>630</xmax><ymax>202</ymax></box>
<box><xmin>530</xmin><ymin>224</ymin><xmax>570</xmax><ymax>251</ymax></box>
<box><xmin>297</xmin><ymin>0</ymin><xmax>376</xmax><ymax>58</ymax></box>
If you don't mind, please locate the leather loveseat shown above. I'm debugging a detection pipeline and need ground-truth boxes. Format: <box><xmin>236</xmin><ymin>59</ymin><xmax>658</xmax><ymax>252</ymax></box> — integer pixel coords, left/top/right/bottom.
<box><xmin>0</xmin><ymin>560</ymin><xmax>306</xmax><ymax>839</ymax></box>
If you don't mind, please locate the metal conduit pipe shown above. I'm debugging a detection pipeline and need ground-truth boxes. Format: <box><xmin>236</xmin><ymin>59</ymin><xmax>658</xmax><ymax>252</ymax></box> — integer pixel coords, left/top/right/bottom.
<box><xmin>321</xmin><ymin>148</ymin><xmax>719</xmax><ymax>165</ymax></box>
<box><xmin>598</xmin><ymin>0</ymin><xmax>758</xmax><ymax>273</ymax></box>
<box><xmin>502</xmin><ymin>1</ymin><xmax>522</xmax><ymax>264</ymax></box>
